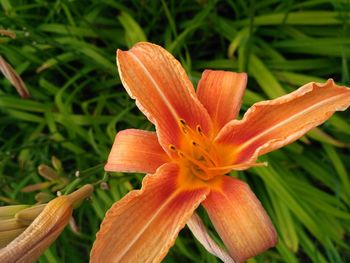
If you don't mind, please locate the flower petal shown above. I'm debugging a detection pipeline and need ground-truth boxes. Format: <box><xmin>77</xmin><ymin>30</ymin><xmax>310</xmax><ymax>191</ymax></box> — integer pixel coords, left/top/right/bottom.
<box><xmin>202</xmin><ymin>176</ymin><xmax>277</xmax><ymax>263</ymax></box>
<box><xmin>105</xmin><ymin>129</ymin><xmax>169</xmax><ymax>174</ymax></box>
<box><xmin>90</xmin><ymin>163</ymin><xmax>209</xmax><ymax>263</ymax></box>
<box><xmin>117</xmin><ymin>42</ymin><xmax>212</xmax><ymax>152</ymax></box>
<box><xmin>197</xmin><ymin>70</ymin><xmax>247</xmax><ymax>133</ymax></box>
<box><xmin>216</xmin><ymin>80</ymin><xmax>350</xmax><ymax>166</ymax></box>
<box><xmin>187</xmin><ymin>213</ymin><xmax>236</xmax><ymax>263</ymax></box>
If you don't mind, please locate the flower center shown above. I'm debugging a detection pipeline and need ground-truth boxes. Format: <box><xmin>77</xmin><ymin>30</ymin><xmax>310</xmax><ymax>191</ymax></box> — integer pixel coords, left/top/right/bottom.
<box><xmin>169</xmin><ymin>119</ymin><xmax>229</xmax><ymax>181</ymax></box>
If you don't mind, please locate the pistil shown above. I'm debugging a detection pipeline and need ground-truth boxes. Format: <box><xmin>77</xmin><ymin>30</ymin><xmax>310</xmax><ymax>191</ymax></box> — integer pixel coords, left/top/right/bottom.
<box><xmin>171</xmin><ymin>119</ymin><xmax>261</xmax><ymax>181</ymax></box>
<box><xmin>178</xmin><ymin>119</ymin><xmax>219</xmax><ymax>163</ymax></box>
<box><xmin>167</xmin><ymin>119</ymin><xmax>228</xmax><ymax>181</ymax></box>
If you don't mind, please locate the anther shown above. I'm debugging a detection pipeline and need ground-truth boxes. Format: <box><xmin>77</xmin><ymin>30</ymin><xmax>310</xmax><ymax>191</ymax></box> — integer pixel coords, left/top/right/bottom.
<box><xmin>179</xmin><ymin>119</ymin><xmax>189</xmax><ymax>134</ymax></box>
<box><xmin>169</xmin><ymin>145</ymin><xmax>176</xmax><ymax>151</ymax></box>
<box><xmin>179</xmin><ymin>119</ymin><xmax>186</xmax><ymax>126</ymax></box>
<box><xmin>178</xmin><ymin>151</ymin><xmax>185</xmax><ymax>158</ymax></box>
<box><xmin>196</xmin><ymin>125</ymin><xmax>203</xmax><ymax>135</ymax></box>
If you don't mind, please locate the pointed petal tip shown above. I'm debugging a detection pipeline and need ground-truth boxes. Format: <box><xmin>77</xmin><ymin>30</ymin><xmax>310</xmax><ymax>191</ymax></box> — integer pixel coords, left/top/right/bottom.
<box><xmin>117</xmin><ymin>42</ymin><xmax>165</xmax><ymax>59</ymax></box>
<box><xmin>130</xmin><ymin>42</ymin><xmax>166</xmax><ymax>51</ymax></box>
<box><xmin>216</xmin><ymin>79</ymin><xmax>350</xmax><ymax>165</ymax></box>
<box><xmin>116</xmin><ymin>41</ymin><xmax>212</xmax><ymax>152</ymax></box>
<box><xmin>116</xmin><ymin>48</ymin><xmax>126</xmax><ymax>62</ymax></box>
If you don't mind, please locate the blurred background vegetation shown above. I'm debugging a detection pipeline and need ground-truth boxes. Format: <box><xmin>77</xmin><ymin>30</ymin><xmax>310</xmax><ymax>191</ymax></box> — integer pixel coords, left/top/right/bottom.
<box><xmin>1</xmin><ymin>0</ymin><xmax>350</xmax><ymax>262</ymax></box>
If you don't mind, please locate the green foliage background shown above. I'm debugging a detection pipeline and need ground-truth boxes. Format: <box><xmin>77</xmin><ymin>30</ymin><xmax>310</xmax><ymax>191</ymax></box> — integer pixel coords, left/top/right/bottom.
<box><xmin>1</xmin><ymin>0</ymin><xmax>350</xmax><ymax>262</ymax></box>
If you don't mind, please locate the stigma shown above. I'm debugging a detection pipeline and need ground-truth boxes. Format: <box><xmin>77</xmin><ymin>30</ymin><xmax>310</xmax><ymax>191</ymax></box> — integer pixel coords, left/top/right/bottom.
<box><xmin>169</xmin><ymin>119</ymin><xmax>267</xmax><ymax>181</ymax></box>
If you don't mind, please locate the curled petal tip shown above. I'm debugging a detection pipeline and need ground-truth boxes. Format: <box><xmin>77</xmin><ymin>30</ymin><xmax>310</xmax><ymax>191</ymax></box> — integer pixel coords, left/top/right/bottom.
<box><xmin>216</xmin><ymin>80</ymin><xmax>350</xmax><ymax>165</ymax></box>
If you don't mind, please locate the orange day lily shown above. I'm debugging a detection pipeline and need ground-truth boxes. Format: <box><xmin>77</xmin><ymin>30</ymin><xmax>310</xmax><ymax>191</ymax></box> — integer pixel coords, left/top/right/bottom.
<box><xmin>90</xmin><ymin>42</ymin><xmax>350</xmax><ymax>263</ymax></box>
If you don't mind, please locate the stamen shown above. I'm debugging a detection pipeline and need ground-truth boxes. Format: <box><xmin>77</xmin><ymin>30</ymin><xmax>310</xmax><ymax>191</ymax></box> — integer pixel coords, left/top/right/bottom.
<box><xmin>196</xmin><ymin>125</ymin><xmax>203</xmax><ymax>135</ymax></box>
<box><xmin>179</xmin><ymin>119</ymin><xmax>190</xmax><ymax>134</ymax></box>
<box><xmin>192</xmin><ymin>142</ymin><xmax>217</xmax><ymax>166</ymax></box>
<box><xmin>178</xmin><ymin>119</ymin><xmax>219</xmax><ymax>166</ymax></box>
<box><xmin>197</xmin><ymin>127</ymin><xmax>216</xmax><ymax>162</ymax></box>
<box><xmin>170</xmin><ymin>142</ymin><xmax>213</xmax><ymax>179</ymax></box>
<box><xmin>179</xmin><ymin>119</ymin><xmax>200</xmax><ymax>139</ymax></box>
<box><xmin>176</xmin><ymin>118</ymin><xmax>226</xmax><ymax>180</ymax></box>
<box><xmin>177</xmin><ymin>150</ymin><xmax>211</xmax><ymax>174</ymax></box>
<box><xmin>168</xmin><ymin>144</ymin><xmax>176</xmax><ymax>151</ymax></box>
<box><xmin>208</xmin><ymin>162</ymin><xmax>268</xmax><ymax>171</ymax></box>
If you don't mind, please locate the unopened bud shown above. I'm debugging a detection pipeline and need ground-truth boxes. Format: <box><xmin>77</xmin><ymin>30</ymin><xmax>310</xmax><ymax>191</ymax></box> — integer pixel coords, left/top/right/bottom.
<box><xmin>15</xmin><ymin>204</ymin><xmax>46</xmax><ymax>226</ymax></box>
<box><xmin>0</xmin><ymin>218</ymin><xmax>24</xmax><ymax>232</ymax></box>
<box><xmin>0</xmin><ymin>184</ymin><xmax>93</xmax><ymax>263</ymax></box>
<box><xmin>21</xmin><ymin>182</ymin><xmax>52</xmax><ymax>193</ymax></box>
<box><xmin>0</xmin><ymin>56</ymin><xmax>30</xmax><ymax>98</ymax></box>
<box><xmin>0</xmin><ymin>29</ymin><xmax>16</xmax><ymax>39</ymax></box>
<box><xmin>51</xmin><ymin>156</ymin><xmax>62</xmax><ymax>172</ymax></box>
<box><xmin>35</xmin><ymin>192</ymin><xmax>54</xmax><ymax>204</ymax></box>
<box><xmin>0</xmin><ymin>205</ymin><xmax>29</xmax><ymax>219</ymax></box>
<box><xmin>38</xmin><ymin>165</ymin><xmax>59</xmax><ymax>181</ymax></box>
<box><xmin>0</xmin><ymin>228</ymin><xmax>26</xmax><ymax>249</ymax></box>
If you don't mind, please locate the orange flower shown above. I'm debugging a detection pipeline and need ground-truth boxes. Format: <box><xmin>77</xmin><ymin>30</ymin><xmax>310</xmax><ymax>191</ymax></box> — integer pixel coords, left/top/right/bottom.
<box><xmin>90</xmin><ymin>42</ymin><xmax>350</xmax><ymax>263</ymax></box>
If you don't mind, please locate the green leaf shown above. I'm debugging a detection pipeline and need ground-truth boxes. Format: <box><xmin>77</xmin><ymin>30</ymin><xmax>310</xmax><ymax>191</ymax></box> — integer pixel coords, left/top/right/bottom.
<box><xmin>118</xmin><ymin>12</ymin><xmax>147</xmax><ymax>48</ymax></box>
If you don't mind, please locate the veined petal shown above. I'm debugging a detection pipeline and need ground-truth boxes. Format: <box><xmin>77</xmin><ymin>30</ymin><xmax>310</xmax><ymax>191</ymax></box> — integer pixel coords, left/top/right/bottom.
<box><xmin>105</xmin><ymin>129</ymin><xmax>169</xmax><ymax>174</ymax></box>
<box><xmin>117</xmin><ymin>42</ymin><xmax>212</xmax><ymax>152</ymax></box>
<box><xmin>187</xmin><ymin>213</ymin><xmax>236</xmax><ymax>263</ymax></box>
<box><xmin>90</xmin><ymin>163</ymin><xmax>209</xmax><ymax>263</ymax></box>
<box><xmin>202</xmin><ymin>176</ymin><xmax>277</xmax><ymax>263</ymax></box>
<box><xmin>216</xmin><ymin>80</ymin><xmax>350</xmax><ymax>166</ymax></box>
<box><xmin>197</xmin><ymin>70</ymin><xmax>247</xmax><ymax>134</ymax></box>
